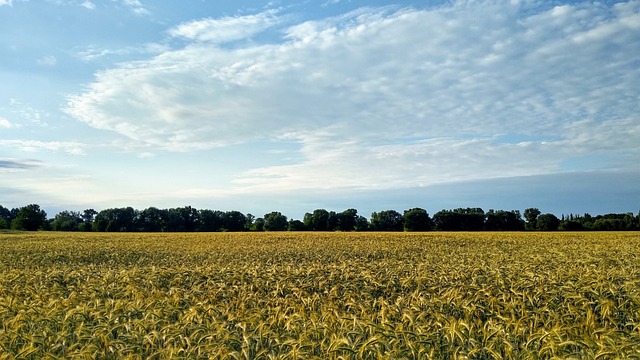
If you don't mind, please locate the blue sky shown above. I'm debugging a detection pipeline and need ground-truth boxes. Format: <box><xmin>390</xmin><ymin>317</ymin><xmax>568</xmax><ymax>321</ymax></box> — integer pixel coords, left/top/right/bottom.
<box><xmin>1</xmin><ymin>0</ymin><xmax>639</xmax><ymax>219</ymax></box>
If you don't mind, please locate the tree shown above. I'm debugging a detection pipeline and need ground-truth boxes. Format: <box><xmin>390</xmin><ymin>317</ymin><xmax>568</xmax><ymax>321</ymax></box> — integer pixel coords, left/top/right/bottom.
<box><xmin>0</xmin><ymin>205</ymin><xmax>13</xmax><ymax>229</ymax></box>
<box><xmin>370</xmin><ymin>210</ymin><xmax>404</xmax><ymax>231</ymax></box>
<box><xmin>336</xmin><ymin>208</ymin><xmax>359</xmax><ymax>232</ymax></box>
<box><xmin>166</xmin><ymin>206</ymin><xmax>199</xmax><ymax>232</ymax></box>
<box><xmin>536</xmin><ymin>213</ymin><xmax>560</xmax><ymax>231</ymax></box>
<box><xmin>484</xmin><ymin>210</ymin><xmax>524</xmax><ymax>231</ymax></box>
<box><xmin>403</xmin><ymin>208</ymin><xmax>432</xmax><ymax>231</ymax></box>
<box><xmin>12</xmin><ymin>204</ymin><xmax>47</xmax><ymax>231</ymax></box>
<box><xmin>354</xmin><ymin>215</ymin><xmax>370</xmax><ymax>231</ymax></box>
<box><xmin>252</xmin><ymin>217</ymin><xmax>265</xmax><ymax>231</ymax></box>
<box><xmin>432</xmin><ymin>208</ymin><xmax>484</xmax><ymax>231</ymax></box>
<box><xmin>138</xmin><ymin>207</ymin><xmax>168</xmax><ymax>232</ymax></box>
<box><xmin>80</xmin><ymin>209</ymin><xmax>98</xmax><ymax>231</ymax></box>
<box><xmin>264</xmin><ymin>211</ymin><xmax>288</xmax><ymax>231</ymax></box>
<box><xmin>223</xmin><ymin>211</ymin><xmax>246</xmax><ymax>232</ymax></box>
<box><xmin>304</xmin><ymin>209</ymin><xmax>330</xmax><ymax>231</ymax></box>
<box><xmin>92</xmin><ymin>207</ymin><xmax>138</xmax><ymax>232</ymax></box>
<box><xmin>327</xmin><ymin>211</ymin><xmax>340</xmax><ymax>231</ymax></box>
<box><xmin>288</xmin><ymin>219</ymin><xmax>306</xmax><ymax>231</ymax></box>
<box><xmin>245</xmin><ymin>213</ymin><xmax>255</xmax><ymax>231</ymax></box>
<box><xmin>51</xmin><ymin>210</ymin><xmax>82</xmax><ymax>231</ymax></box>
<box><xmin>198</xmin><ymin>210</ymin><xmax>224</xmax><ymax>232</ymax></box>
<box><xmin>524</xmin><ymin>208</ymin><xmax>541</xmax><ymax>231</ymax></box>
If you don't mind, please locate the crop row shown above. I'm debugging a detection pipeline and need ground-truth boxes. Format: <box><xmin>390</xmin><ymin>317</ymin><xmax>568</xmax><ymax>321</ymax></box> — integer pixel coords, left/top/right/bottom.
<box><xmin>1</xmin><ymin>232</ymin><xmax>639</xmax><ymax>358</ymax></box>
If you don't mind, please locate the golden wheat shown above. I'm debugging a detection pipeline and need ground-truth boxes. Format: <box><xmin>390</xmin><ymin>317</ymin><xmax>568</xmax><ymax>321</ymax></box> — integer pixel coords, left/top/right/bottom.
<box><xmin>1</xmin><ymin>232</ymin><xmax>639</xmax><ymax>359</ymax></box>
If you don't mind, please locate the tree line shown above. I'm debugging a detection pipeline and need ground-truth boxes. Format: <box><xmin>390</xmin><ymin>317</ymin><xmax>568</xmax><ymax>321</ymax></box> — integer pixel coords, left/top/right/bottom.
<box><xmin>2</xmin><ymin>204</ymin><xmax>639</xmax><ymax>232</ymax></box>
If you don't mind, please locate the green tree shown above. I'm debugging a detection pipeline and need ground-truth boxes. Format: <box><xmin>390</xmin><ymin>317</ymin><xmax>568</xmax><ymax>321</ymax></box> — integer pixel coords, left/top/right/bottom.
<box><xmin>370</xmin><ymin>210</ymin><xmax>404</xmax><ymax>231</ymax></box>
<box><xmin>354</xmin><ymin>215</ymin><xmax>370</xmax><ymax>231</ymax></box>
<box><xmin>264</xmin><ymin>211</ymin><xmax>288</xmax><ymax>231</ymax></box>
<box><xmin>198</xmin><ymin>210</ymin><xmax>224</xmax><ymax>232</ymax></box>
<box><xmin>403</xmin><ymin>208</ymin><xmax>432</xmax><ymax>231</ymax></box>
<box><xmin>92</xmin><ymin>207</ymin><xmax>138</xmax><ymax>232</ymax></box>
<box><xmin>288</xmin><ymin>219</ymin><xmax>306</xmax><ymax>231</ymax></box>
<box><xmin>252</xmin><ymin>217</ymin><xmax>265</xmax><ymax>231</ymax></box>
<box><xmin>0</xmin><ymin>205</ymin><xmax>12</xmax><ymax>229</ymax></box>
<box><xmin>166</xmin><ymin>206</ymin><xmax>199</xmax><ymax>232</ymax></box>
<box><xmin>524</xmin><ymin>208</ymin><xmax>541</xmax><ymax>231</ymax></box>
<box><xmin>432</xmin><ymin>208</ymin><xmax>484</xmax><ymax>231</ymax></box>
<box><xmin>51</xmin><ymin>210</ymin><xmax>82</xmax><ymax>231</ymax></box>
<box><xmin>304</xmin><ymin>209</ymin><xmax>330</xmax><ymax>231</ymax></box>
<box><xmin>244</xmin><ymin>213</ymin><xmax>255</xmax><ymax>231</ymax></box>
<box><xmin>223</xmin><ymin>211</ymin><xmax>247</xmax><ymax>232</ymax></box>
<box><xmin>80</xmin><ymin>209</ymin><xmax>97</xmax><ymax>231</ymax></box>
<box><xmin>336</xmin><ymin>208</ymin><xmax>359</xmax><ymax>231</ymax></box>
<box><xmin>484</xmin><ymin>210</ymin><xmax>524</xmax><ymax>231</ymax></box>
<box><xmin>536</xmin><ymin>213</ymin><xmax>560</xmax><ymax>231</ymax></box>
<box><xmin>138</xmin><ymin>207</ymin><xmax>168</xmax><ymax>232</ymax></box>
<box><xmin>12</xmin><ymin>204</ymin><xmax>47</xmax><ymax>231</ymax></box>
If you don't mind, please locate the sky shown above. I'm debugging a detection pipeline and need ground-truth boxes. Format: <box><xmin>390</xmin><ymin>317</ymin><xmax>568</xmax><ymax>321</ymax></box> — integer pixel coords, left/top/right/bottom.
<box><xmin>1</xmin><ymin>0</ymin><xmax>639</xmax><ymax>220</ymax></box>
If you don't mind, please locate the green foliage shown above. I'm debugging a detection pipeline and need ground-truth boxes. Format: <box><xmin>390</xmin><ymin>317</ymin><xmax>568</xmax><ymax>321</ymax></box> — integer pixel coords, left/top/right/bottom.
<box><xmin>304</xmin><ymin>209</ymin><xmax>330</xmax><ymax>231</ymax></box>
<box><xmin>223</xmin><ymin>211</ymin><xmax>247</xmax><ymax>232</ymax></box>
<box><xmin>484</xmin><ymin>209</ymin><xmax>524</xmax><ymax>231</ymax></box>
<box><xmin>370</xmin><ymin>210</ymin><xmax>403</xmax><ymax>231</ymax></box>
<box><xmin>0</xmin><ymin>204</ymin><xmax>13</xmax><ymax>228</ymax></box>
<box><xmin>264</xmin><ymin>211</ymin><xmax>288</xmax><ymax>231</ymax></box>
<box><xmin>536</xmin><ymin>213</ymin><xmax>560</xmax><ymax>231</ymax></box>
<box><xmin>288</xmin><ymin>219</ymin><xmax>306</xmax><ymax>231</ymax></box>
<box><xmin>51</xmin><ymin>210</ymin><xmax>83</xmax><ymax>231</ymax></box>
<box><xmin>403</xmin><ymin>208</ymin><xmax>432</xmax><ymax>231</ymax></box>
<box><xmin>11</xmin><ymin>204</ymin><xmax>47</xmax><ymax>231</ymax></box>
<box><xmin>251</xmin><ymin>217</ymin><xmax>265</xmax><ymax>231</ymax></box>
<box><xmin>336</xmin><ymin>208</ymin><xmax>359</xmax><ymax>231</ymax></box>
<box><xmin>524</xmin><ymin>208</ymin><xmax>541</xmax><ymax>230</ymax></box>
<box><xmin>433</xmin><ymin>208</ymin><xmax>485</xmax><ymax>231</ymax></box>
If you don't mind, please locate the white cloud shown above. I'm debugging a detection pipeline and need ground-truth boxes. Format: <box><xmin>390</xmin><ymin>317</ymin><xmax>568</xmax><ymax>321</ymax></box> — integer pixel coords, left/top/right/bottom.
<box><xmin>64</xmin><ymin>2</ymin><xmax>640</xmax><ymax>191</ymax></box>
<box><xmin>0</xmin><ymin>0</ymin><xmax>13</xmax><ymax>6</ymax></box>
<box><xmin>75</xmin><ymin>43</ymin><xmax>168</xmax><ymax>62</ymax></box>
<box><xmin>122</xmin><ymin>0</ymin><xmax>148</xmax><ymax>15</ymax></box>
<box><xmin>0</xmin><ymin>140</ymin><xmax>86</xmax><ymax>155</ymax></box>
<box><xmin>0</xmin><ymin>118</ymin><xmax>12</xmax><ymax>128</ymax></box>
<box><xmin>168</xmin><ymin>9</ymin><xmax>281</xmax><ymax>43</ymax></box>
<box><xmin>8</xmin><ymin>99</ymin><xmax>49</xmax><ymax>127</ymax></box>
<box><xmin>138</xmin><ymin>151</ymin><xmax>155</xmax><ymax>159</ymax></box>
<box><xmin>81</xmin><ymin>1</ymin><xmax>94</xmax><ymax>10</ymax></box>
<box><xmin>37</xmin><ymin>55</ymin><xmax>57</xmax><ymax>66</ymax></box>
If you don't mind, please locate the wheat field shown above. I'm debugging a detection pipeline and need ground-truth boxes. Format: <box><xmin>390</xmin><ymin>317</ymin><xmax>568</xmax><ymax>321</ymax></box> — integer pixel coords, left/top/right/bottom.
<box><xmin>1</xmin><ymin>231</ymin><xmax>639</xmax><ymax>359</ymax></box>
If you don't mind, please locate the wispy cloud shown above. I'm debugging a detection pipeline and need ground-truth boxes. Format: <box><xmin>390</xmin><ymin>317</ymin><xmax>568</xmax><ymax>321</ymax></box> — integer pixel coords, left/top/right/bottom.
<box><xmin>8</xmin><ymin>99</ymin><xmax>49</xmax><ymax>127</ymax></box>
<box><xmin>37</xmin><ymin>55</ymin><xmax>57</xmax><ymax>66</ymax></box>
<box><xmin>122</xmin><ymin>0</ymin><xmax>148</xmax><ymax>15</ymax></box>
<box><xmin>168</xmin><ymin>9</ymin><xmax>281</xmax><ymax>43</ymax></box>
<box><xmin>74</xmin><ymin>43</ymin><xmax>168</xmax><ymax>62</ymax></box>
<box><xmin>0</xmin><ymin>140</ymin><xmax>86</xmax><ymax>155</ymax></box>
<box><xmin>0</xmin><ymin>158</ymin><xmax>41</xmax><ymax>171</ymax></box>
<box><xmin>0</xmin><ymin>0</ymin><xmax>13</xmax><ymax>7</ymax></box>
<box><xmin>64</xmin><ymin>1</ymin><xmax>640</xmax><ymax>191</ymax></box>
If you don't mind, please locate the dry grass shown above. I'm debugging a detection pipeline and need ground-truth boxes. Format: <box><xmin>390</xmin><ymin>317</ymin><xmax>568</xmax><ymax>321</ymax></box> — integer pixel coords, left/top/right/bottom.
<box><xmin>1</xmin><ymin>232</ymin><xmax>639</xmax><ymax>359</ymax></box>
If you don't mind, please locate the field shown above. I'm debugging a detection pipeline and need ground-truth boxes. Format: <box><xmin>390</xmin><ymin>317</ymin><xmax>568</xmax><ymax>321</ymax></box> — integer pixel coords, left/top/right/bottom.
<box><xmin>1</xmin><ymin>232</ymin><xmax>640</xmax><ymax>359</ymax></box>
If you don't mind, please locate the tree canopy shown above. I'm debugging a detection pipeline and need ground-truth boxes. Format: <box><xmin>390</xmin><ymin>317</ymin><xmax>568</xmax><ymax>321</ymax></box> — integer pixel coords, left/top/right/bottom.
<box><xmin>1</xmin><ymin>202</ymin><xmax>638</xmax><ymax>233</ymax></box>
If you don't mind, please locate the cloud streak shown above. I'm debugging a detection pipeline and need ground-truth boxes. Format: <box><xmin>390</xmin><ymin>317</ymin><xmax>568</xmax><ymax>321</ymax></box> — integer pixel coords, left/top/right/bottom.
<box><xmin>64</xmin><ymin>1</ymin><xmax>640</xmax><ymax>192</ymax></box>
<box><xmin>0</xmin><ymin>158</ymin><xmax>41</xmax><ymax>170</ymax></box>
<box><xmin>0</xmin><ymin>140</ymin><xmax>86</xmax><ymax>155</ymax></box>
